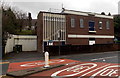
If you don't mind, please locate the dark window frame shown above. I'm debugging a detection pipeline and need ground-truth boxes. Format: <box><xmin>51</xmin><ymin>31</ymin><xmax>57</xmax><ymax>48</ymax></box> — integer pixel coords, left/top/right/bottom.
<box><xmin>89</xmin><ymin>21</ymin><xmax>95</xmax><ymax>31</ymax></box>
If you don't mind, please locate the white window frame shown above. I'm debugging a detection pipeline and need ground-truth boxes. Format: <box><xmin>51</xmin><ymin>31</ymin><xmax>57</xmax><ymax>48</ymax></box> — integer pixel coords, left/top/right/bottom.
<box><xmin>106</xmin><ymin>20</ymin><xmax>110</xmax><ymax>29</ymax></box>
<box><xmin>80</xmin><ymin>18</ymin><xmax>84</xmax><ymax>28</ymax></box>
<box><xmin>71</xmin><ymin>18</ymin><xmax>75</xmax><ymax>28</ymax></box>
<box><xmin>99</xmin><ymin>21</ymin><xmax>102</xmax><ymax>29</ymax></box>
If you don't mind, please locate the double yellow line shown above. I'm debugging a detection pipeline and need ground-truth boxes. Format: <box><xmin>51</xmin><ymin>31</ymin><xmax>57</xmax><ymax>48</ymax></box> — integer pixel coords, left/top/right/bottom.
<box><xmin>0</xmin><ymin>62</ymin><xmax>11</xmax><ymax>78</ymax></box>
<box><xmin>0</xmin><ymin>75</ymin><xmax>14</xmax><ymax>78</ymax></box>
<box><xmin>0</xmin><ymin>62</ymin><xmax>9</xmax><ymax>64</ymax></box>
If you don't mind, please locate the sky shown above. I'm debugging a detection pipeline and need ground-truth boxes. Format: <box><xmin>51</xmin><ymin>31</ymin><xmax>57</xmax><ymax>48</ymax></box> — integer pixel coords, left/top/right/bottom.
<box><xmin>1</xmin><ymin>0</ymin><xmax>120</xmax><ymax>19</ymax></box>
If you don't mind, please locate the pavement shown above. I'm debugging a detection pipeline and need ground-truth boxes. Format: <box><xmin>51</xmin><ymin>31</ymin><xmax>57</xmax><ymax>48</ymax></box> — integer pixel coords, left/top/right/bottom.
<box><xmin>2</xmin><ymin>51</ymin><xmax>44</xmax><ymax>63</ymax></box>
<box><xmin>0</xmin><ymin>51</ymin><xmax>120</xmax><ymax>78</ymax></box>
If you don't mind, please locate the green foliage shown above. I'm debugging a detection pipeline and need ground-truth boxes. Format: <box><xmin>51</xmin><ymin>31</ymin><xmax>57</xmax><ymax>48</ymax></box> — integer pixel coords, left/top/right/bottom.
<box><xmin>2</xmin><ymin>8</ymin><xmax>17</xmax><ymax>34</ymax></box>
<box><xmin>114</xmin><ymin>16</ymin><xmax>120</xmax><ymax>37</ymax></box>
<box><xmin>15</xmin><ymin>30</ymin><xmax>35</xmax><ymax>35</ymax></box>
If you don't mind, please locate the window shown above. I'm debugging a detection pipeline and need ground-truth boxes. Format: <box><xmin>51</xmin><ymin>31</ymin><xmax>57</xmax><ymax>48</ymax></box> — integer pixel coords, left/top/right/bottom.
<box><xmin>51</xmin><ymin>17</ymin><xmax>53</xmax><ymax>21</ymax></box>
<box><xmin>106</xmin><ymin>20</ymin><xmax>110</xmax><ymax>29</ymax></box>
<box><xmin>48</xmin><ymin>17</ymin><xmax>50</xmax><ymax>21</ymax></box>
<box><xmin>80</xmin><ymin>19</ymin><xmax>84</xmax><ymax>28</ymax></box>
<box><xmin>89</xmin><ymin>38</ymin><xmax>95</xmax><ymax>41</ymax></box>
<box><xmin>44</xmin><ymin>16</ymin><xmax>46</xmax><ymax>20</ymax></box>
<box><xmin>99</xmin><ymin>21</ymin><xmax>102</xmax><ymax>29</ymax></box>
<box><xmin>71</xmin><ymin>18</ymin><xmax>75</xmax><ymax>28</ymax></box>
<box><xmin>89</xmin><ymin>21</ymin><xmax>95</xmax><ymax>31</ymax></box>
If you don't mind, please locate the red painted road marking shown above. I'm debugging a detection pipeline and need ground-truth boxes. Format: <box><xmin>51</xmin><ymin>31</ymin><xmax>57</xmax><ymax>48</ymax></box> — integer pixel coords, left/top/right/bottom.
<box><xmin>25</xmin><ymin>62</ymin><xmax>120</xmax><ymax>78</ymax></box>
<box><xmin>7</xmin><ymin>59</ymin><xmax>120</xmax><ymax>78</ymax></box>
<box><xmin>7</xmin><ymin>59</ymin><xmax>79</xmax><ymax>72</ymax></box>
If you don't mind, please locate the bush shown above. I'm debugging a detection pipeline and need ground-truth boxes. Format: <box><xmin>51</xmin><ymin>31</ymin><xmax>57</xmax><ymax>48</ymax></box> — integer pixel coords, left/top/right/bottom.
<box><xmin>15</xmin><ymin>30</ymin><xmax>35</xmax><ymax>35</ymax></box>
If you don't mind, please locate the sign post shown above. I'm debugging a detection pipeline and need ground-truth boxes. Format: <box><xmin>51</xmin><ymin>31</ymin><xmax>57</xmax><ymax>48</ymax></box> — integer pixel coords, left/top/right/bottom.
<box><xmin>58</xmin><ymin>30</ymin><xmax>61</xmax><ymax>56</ymax></box>
<box><xmin>44</xmin><ymin>51</ymin><xmax>50</xmax><ymax>68</ymax></box>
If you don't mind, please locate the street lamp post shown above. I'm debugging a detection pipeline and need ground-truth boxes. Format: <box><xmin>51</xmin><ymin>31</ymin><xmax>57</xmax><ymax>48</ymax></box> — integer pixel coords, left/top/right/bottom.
<box><xmin>58</xmin><ymin>30</ymin><xmax>61</xmax><ymax>56</ymax></box>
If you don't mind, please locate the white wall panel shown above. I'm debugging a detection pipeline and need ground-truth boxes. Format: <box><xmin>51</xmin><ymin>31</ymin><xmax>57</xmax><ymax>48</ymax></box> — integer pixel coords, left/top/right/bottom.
<box><xmin>5</xmin><ymin>35</ymin><xmax>37</xmax><ymax>53</ymax></box>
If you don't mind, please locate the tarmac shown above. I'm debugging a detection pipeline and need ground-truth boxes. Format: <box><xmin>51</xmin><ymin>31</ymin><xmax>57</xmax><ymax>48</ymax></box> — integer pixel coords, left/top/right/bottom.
<box><xmin>1</xmin><ymin>51</ymin><xmax>120</xmax><ymax>63</ymax></box>
<box><xmin>2</xmin><ymin>51</ymin><xmax>45</xmax><ymax>63</ymax></box>
<box><xmin>1</xmin><ymin>51</ymin><xmax>120</xmax><ymax>78</ymax></box>
<box><xmin>2</xmin><ymin>51</ymin><xmax>76</xmax><ymax>63</ymax></box>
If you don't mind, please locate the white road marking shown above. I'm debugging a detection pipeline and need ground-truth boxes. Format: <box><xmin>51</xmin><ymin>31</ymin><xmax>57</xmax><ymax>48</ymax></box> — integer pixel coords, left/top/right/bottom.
<box><xmin>51</xmin><ymin>63</ymin><xmax>97</xmax><ymax>77</ymax></box>
<box><xmin>20</xmin><ymin>59</ymin><xmax>65</xmax><ymax>67</ymax></box>
<box><xmin>78</xmin><ymin>64</ymin><xmax>110</xmax><ymax>78</ymax></box>
<box><xmin>89</xmin><ymin>65</ymin><xmax>120</xmax><ymax>78</ymax></box>
<box><xmin>91</xmin><ymin>56</ymin><xmax>118</xmax><ymax>61</ymax></box>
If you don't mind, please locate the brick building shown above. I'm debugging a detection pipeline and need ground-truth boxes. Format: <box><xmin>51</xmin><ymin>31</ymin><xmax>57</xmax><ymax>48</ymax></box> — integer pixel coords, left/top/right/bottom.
<box><xmin>37</xmin><ymin>9</ymin><xmax>114</xmax><ymax>52</ymax></box>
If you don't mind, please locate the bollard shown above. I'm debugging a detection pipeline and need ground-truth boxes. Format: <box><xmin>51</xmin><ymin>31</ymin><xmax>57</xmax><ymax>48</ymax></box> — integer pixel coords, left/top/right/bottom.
<box><xmin>44</xmin><ymin>51</ymin><xmax>50</xmax><ymax>68</ymax></box>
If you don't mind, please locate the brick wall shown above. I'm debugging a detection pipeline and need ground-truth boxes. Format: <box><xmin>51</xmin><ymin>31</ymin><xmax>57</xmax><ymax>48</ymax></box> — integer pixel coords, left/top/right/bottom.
<box><xmin>37</xmin><ymin>12</ymin><xmax>43</xmax><ymax>52</ymax></box>
<box><xmin>44</xmin><ymin>44</ymin><xmax>120</xmax><ymax>56</ymax></box>
<box><xmin>66</xmin><ymin>14</ymin><xmax>114</xmax><ymax>45</ymax></box>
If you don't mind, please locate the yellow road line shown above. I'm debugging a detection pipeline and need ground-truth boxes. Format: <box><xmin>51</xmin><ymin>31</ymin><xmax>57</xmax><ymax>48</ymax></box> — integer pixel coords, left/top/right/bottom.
<box><xmin>0</xmin><ymin>75</ymin><xmax>14</xmax><ymax>78</ymax></box>
<box><xmin>0</xmin><ymin>62</ymin><xmax>9</xmax><ymax>64</ymax></box>
<box><xmin>0</xmin><ymin>75</ymin><xmax>6</xmax><ymax>77</ymax></box>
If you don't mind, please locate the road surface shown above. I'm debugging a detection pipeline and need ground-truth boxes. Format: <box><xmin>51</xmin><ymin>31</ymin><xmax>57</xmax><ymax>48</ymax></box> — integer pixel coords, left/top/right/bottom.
<box><xmin>1</xmin><ymin>51</ymin><xmax>120</xmax><ymax>78</ymax></box>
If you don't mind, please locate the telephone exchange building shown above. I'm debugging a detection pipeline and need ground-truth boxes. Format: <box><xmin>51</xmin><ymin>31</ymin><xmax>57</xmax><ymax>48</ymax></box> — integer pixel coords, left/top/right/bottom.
<box><xmin>37</xmin><ymin>9</ymin><xmax>114</xmax><ymax>52</ymax></box>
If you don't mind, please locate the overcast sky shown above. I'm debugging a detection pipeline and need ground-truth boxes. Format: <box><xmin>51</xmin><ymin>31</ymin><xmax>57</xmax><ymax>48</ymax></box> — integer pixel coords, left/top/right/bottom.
<box><xmin>2</xmin><ymin>0</ymin><xmax>120</xmax><ymax>19</ymax></box>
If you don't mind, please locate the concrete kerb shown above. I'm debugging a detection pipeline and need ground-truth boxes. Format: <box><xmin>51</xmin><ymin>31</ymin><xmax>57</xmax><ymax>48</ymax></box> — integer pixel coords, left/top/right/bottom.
<box><xmin>6</xmin><ymin>64</ymin><xmax>65</xmax><ymax>78</ymax></box>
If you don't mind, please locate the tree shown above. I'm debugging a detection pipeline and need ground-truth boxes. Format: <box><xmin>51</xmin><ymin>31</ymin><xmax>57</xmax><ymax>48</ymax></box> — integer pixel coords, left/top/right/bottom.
<box><xmin>1</xmin><ymin>2</ymin><xmax>34</xmax><ymax>57</ymax></box>
<box><xmin>2</xmin><ymin>4</ymin><xmax>18</xmax><ymax>56</ymax></box>
<box><xmin>2</xmin><ymin>8</ymin><xmax>17</xmax><ymax>34</ymax></box>
<box><xmin>101</xmin><ymin>12</ymin><xmax>106</xmax><ymax>15</ymax></box>
<box><xmin>114</xmin><ymin>15</ymin><xmax>120</xmax><ymax>39</ymax></box>
<box><xmin>14</xmin><ymin>9</ymin><xmax>28</xmax><ymax>32</ymax></box>
<box><xmin>1</xmin><ymin>2</ymin><xmax>28</xmax><ymax>57</ymax></box>
<box><xmin>28</xmin><ymin>12</ymin><xmax>32</xmax><ymax>30</ymax></box>
<box><xmin>108</xmin><ymin>12</ymin><xmax>111</xmax><ymax>16</ymax></box>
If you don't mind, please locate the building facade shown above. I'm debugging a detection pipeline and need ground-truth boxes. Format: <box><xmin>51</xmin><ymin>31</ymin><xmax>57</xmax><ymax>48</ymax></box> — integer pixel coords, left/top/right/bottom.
<box><xmin>37</xmin><ymin>9</ymin><xmax>114</xmax><ymax>52</ymax></box>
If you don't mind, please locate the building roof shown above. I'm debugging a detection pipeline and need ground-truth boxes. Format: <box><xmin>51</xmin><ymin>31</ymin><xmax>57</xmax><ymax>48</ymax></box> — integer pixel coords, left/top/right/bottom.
<box><xmin>62</xmin><ymin>9</ymin><xmax>113</xmax><ymax>19</ymax></box>
<box><xmin>39</xmin><ymin>11</ymin><xmax>65</xmax><ymax>15</ymax></box>
<box><xmin>38</xmin><ymin>8</ymin><xmax>113</xmax><ymax>19</ymax></box>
